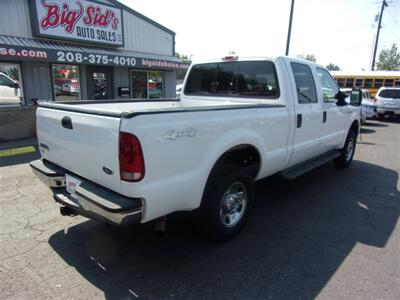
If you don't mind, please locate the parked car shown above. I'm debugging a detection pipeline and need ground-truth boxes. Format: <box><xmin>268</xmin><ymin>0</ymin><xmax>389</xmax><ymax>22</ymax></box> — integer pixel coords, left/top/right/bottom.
<box><xmin>341</xmin><ymin>88</ymin><xmax>376</xmax><ymax>124</ymax></box>
<box><xmin>0</xmin><ymin>72</ymin><xmax>21</xmax><ymax>105</ymax></box>
<box><xmin>62</xmin><ymin>79</ymin><xmax>80</xmax><ymax>95</ymax></box>
<box><xmin>31</xmin><ymin>56</ymin><xmax>361</xmax><ymax>241</ymax></box>
<box><xmin>375</xmin><ymin>87</ymin><xmax>400</xmax><ymax>119</ymax></box>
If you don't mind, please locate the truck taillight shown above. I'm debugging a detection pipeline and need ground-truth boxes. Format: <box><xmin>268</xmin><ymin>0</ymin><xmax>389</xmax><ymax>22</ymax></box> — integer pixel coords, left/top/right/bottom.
<box><xmin>119</xmin><ymin>132</ymin><xmax>145</xmax><ymax>182</ymax></box>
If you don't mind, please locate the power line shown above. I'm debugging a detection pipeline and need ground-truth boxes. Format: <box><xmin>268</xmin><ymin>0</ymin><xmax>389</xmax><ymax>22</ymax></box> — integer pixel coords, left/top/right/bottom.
<box><xmin>386</xmin><ymin>9</ymin><xmax>400</xmax><ymax>26</ymax></box>
<box><xmin>383</xmin><ymin>25</ymin><xmax>400</xmax><ymax>41</ymax></box>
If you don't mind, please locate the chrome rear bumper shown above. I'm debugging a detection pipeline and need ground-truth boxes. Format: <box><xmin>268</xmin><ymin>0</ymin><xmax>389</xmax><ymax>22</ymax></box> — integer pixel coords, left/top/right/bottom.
<box><xmin>30</xmin><ymin>159</ymin><xmax>143</xmax><ymax>226</ymax></box>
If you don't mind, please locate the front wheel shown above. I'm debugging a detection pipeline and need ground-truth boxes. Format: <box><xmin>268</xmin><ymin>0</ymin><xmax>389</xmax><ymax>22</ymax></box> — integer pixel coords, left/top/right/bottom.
<box><xmin>198</xmin><ymin>164</ymin><xmax>254</xmax><ymax>241</ymax></box>
<box><xmin>333</xmin><ymin>130</ymin><xmax>357</xmax><ymax>169</ymax></box>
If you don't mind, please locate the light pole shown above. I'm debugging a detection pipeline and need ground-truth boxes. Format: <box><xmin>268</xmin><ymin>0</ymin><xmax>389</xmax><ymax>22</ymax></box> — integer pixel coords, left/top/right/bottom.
<box><xmin>371</xmin><ymin>0</ymin><xmax>388</xmax><ymax>70</ymax></box>
<box><xmin>285</xmin><ymin>0</ymin><xmax>295</xmax><ymax>56</ymax></box>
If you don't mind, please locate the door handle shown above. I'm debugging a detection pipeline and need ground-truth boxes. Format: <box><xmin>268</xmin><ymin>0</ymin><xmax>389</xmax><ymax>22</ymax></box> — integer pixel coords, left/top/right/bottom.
<box><xmin>297</xmin><ymin>114</ymin><xmax>302</xmax><ymax>128</ymax></box>
<box><xmin>323</xmin><ymin>111</ymin><xmax>327</xmax><ymax>123</ymax></box>
<box><xmin>61</xmin><ymin>116</ymin><xmax>73</xmax><ymax>130</ymax></box>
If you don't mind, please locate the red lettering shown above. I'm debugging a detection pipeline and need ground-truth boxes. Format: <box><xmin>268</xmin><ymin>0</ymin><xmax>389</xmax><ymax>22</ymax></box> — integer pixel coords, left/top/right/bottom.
<box><xmin>40</xmin><ymin>2</ymin><xmax>60</xmax><ymax>29</ymax></box>
<box><xmin>83</xmin><ymin>6</ymin><xmax>95</xmax><ymax>25</ymax></box>
<box><xmin>39</xmin><ymin>0</ymin><xmax>83</xmax><ymax>34</ymax></box>
<box><xmin>39</xmin><ymin>1</ymin><xmax>119</xmax><ymax>34</ymax></box>
<box><xmin>111</xmin><ymin>12</ymin><xmax>119</xmax><ymax>30</ymax></box>
<box><xmin>83</xmin><ymin>5</ymin><xmax>119</xmax><ymax>29</ymax></box>
<box><xmin>95</xmin><ymin>10</ymin><xmax>110</xmax><ymax>27</ymax></box>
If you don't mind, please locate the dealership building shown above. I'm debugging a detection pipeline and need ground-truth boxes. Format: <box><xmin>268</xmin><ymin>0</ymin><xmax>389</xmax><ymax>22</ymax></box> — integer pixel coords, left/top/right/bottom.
<box><xmin>0</xmin><ymin>0</ymin><xmax>189</xmax><ymax>140</ymax></box>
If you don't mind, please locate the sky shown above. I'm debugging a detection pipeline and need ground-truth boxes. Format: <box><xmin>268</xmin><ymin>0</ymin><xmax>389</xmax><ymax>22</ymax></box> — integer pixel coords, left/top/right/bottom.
<box><xmin>120</xmin><ymin>0</ymin><xmax>400</xmax><ymax>71</ymax></box>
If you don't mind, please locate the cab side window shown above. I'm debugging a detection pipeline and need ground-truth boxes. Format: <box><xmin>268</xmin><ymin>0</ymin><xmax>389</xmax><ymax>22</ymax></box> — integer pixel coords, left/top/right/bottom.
<box><xmin>316</xmin><ymin>68</ymin><xmax>339</xmax><ymax>102</ymax></box>
<box><xmin>290</xmin><ymin>62</ymin><xmax>317</xmax><ymax>104</ymax></box>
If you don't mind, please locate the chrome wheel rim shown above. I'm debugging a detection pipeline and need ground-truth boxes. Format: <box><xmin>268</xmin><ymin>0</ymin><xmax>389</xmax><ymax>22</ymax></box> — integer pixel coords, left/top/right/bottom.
<box><xmin>346</xmin><ymin>137</ymin><xmax>355</xmax><ymax>161</ymax></box>
<box><xmin>219</xmin><ymin>182</ymin><xmax>248</xmax><ymax>228</ymax></box>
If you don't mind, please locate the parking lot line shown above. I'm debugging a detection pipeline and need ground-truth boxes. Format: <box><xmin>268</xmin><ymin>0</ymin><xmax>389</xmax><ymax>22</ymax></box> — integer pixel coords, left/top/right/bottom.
<box><xmin>0</xmin><ymin>146</ymin><xmax>36</xmax><ymax>157</ymax></box>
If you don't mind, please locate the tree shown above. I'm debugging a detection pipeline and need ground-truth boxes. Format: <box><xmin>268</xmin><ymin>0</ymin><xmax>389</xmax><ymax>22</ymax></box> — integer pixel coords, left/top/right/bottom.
<box><xmin>376</xmin><ymin>44</ymin><xmax>400</xmax><ymax>71</ymax></box>
<box><xmin>297</xmin><ymin>54</ymin><xmax>316</xmax><ymax>62</ymax></box>
<box><xmin>175</xmin><ymin>52</ymin><xmax>191</xmax><ymax>80</ymax></box>
<box><xmin>326</xmin><ymin>63</ymin><xmax>341</xmax><ymax>71</ymax></box>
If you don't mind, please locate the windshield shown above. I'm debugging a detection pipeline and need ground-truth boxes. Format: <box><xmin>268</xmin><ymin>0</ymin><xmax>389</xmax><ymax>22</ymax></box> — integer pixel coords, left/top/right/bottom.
<box><xmin>378</xmin><ymin>89</ymin><xmax>400</xmax><ymax>99</ymax></box>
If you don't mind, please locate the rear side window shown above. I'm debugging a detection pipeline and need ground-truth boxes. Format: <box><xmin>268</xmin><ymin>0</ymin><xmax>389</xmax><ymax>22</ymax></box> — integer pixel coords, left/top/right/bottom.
<box><xmin>290</xmin><ymin>62</ymin><xmax>317</xmax><ymax>104</ymax></box>
<box><xmin>378</xmin><ymin>89</ymin><xmax>400</xmax><ymax>99</ymax></box>
<box><xmin>236</xmin><ymin>61</ymin><xmax>279</xmax><ymax>97</ymax></box>
<box><xmin>185</xmin><ymin>61</ymin><xmax>279</xmax><ymax>98</ymax></box>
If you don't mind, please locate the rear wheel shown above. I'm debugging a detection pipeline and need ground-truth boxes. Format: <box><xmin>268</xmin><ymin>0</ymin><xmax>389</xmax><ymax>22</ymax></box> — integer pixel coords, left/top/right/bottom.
<box><xmin>198</xmin><ymin>164</ymin><xmax>254</xmax><ymax>241</ymax></box>
<box><xmin>377</xmin><ymin>113</ymin><xmax>385</xmax><ymax>120</ymax></box>
<box><xmin>333</xmin><ymin>130</ymin><xmax>357</xmax><ymax>169</ymax></box>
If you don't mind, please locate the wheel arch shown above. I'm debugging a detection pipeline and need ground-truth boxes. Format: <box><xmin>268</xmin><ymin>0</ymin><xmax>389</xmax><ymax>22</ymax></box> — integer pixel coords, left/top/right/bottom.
<box><xmin>208</xmin><ymin>143</ymin><xmax>262</xmax><ymax>179</ymax></box>
<box><xmin>198</xmin><ymin>142</ymin><xmax>262</xmax><ymax>207</ymax></box>
<box><xmin>350</xmin><ymin>119</ymin><xmax>359</xmax><ymax>134</ymax></box>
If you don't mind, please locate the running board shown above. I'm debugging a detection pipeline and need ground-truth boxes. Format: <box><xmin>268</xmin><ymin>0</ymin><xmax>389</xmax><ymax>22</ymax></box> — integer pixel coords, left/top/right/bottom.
<box><xmin>280</xmin><ymin>150</ymin><xmax>341</xmax><ymax>180</ymax></box>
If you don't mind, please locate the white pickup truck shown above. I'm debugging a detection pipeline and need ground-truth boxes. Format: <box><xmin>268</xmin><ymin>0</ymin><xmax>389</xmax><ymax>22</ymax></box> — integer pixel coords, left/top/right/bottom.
<box><xmin>31</xmin><ymin>56</ymin><xmax>362</xmax><ymax>240</ymax></box>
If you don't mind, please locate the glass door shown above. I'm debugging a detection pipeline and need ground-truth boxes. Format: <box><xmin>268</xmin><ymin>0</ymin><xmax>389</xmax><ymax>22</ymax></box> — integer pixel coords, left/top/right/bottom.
<box><xmin>86</xmin><ymin>66</ymin><xmax>113</xmax><ymax>100</ymax></box>
<box><xmin>130</xmin><ymin>70</ymin><xmax>164</xmax><ymax>99</ymax></box>
<box><xmin>148</xmin><ymin>71</ymin><xmax>163</xmax><ymax>99</ymax></box>
<box><xmin>131</xmin><ymin>70</ymin><xmax>148</xmax><ymax>99</ymax></box>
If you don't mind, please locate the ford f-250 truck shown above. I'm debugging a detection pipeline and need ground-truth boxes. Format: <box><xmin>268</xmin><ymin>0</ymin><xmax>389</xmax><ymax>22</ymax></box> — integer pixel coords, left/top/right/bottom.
<box><xmin>31</xmin><ymin>56</ymin><xmax>362</xmax><ymax>241</ymax></box>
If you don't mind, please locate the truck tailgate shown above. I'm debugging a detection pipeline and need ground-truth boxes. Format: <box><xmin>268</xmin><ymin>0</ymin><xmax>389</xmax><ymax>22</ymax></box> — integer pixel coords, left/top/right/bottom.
<box><xmin>37</xmin><ymin>107</ymin><xmax>122</xmax><ymax>194</ymax></box>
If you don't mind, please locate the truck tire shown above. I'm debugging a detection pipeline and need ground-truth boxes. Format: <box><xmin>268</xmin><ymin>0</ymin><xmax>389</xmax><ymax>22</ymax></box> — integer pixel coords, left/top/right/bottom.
<box><xmin>198</xmin><ymin>164</ymin><xmax>254</xmax><ymax>241</ymax></box>
<box><xmin>333</xmin><ymin>130</ymin><xmax>357</xmax><ymax>169</ymax></box>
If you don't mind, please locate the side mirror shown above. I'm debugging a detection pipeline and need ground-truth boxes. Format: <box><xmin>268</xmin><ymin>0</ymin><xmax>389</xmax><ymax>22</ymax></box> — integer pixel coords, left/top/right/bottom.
<box><xmin>335</xmin><ymin>91</ymin><xmax>347</xmax><ymax>106</ymax></box>
<box><xmin>350</xmin><ymin>88</ymin><xmax>362</xmax><ymax>106</ymax></box>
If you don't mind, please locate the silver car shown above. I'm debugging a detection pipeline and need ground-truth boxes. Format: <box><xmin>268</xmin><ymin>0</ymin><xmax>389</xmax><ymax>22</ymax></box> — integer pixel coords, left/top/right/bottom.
<box><xmin>375</xmin><ymin>87</ymin><xmax>400</xmax><ymax>119</ymax></box>
<box><xmin>341</xmin><ymin>88</ymin><xmax>377</xmax><ymax>124</ymax></box>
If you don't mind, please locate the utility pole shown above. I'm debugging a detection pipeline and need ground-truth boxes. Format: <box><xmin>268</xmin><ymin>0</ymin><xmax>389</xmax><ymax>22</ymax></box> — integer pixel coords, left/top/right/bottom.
<box><xmin>285</xmin><ymin>0</ymin><xmax>295</xmax><ymax>56</ymax></box>
<box><xmin>371</xmin><ymin>0</ymin><xmax>388</xmax><ymax>70</ymax></box>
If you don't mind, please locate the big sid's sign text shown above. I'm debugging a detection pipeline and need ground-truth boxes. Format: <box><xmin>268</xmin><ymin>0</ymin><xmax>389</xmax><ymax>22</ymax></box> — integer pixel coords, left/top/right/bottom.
<box><xmin>30</xmin><ymin>0</ymin><xmax>124</xmax><ymax>46</ymax></box>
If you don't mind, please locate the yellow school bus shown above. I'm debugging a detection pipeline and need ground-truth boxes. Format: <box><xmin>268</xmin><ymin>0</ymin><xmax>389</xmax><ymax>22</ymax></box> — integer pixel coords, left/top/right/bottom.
<box><xmin>331</xmin><ymin>71</ymin><xmax>400</xmax><ymax>97</ymax></box>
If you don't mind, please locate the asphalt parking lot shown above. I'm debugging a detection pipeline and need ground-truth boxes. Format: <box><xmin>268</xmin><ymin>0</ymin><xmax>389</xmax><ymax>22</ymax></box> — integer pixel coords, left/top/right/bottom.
<box><xmin>0</xmin><ymin>118</ymin><xmax>399</xmax><ymax>300</ymax></box>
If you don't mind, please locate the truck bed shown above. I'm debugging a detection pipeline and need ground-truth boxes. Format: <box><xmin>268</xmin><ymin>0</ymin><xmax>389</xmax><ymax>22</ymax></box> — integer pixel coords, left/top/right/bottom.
<box><xmin>38</xmin><ymin>98</ymin><xmax>260</xmax><ymax>118</ymax></box>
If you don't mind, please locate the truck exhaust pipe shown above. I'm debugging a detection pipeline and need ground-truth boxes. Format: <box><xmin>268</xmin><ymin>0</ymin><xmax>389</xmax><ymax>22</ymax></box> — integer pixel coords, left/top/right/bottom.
<box><xmin>154</xmin><ymin>216</ymin><xmax>167</xmax><ymax>237</ymax></box>
<box><xmin>60</xmin><ymin>206</ymin><xmax>76</xmax><ymax>217</ymax></box>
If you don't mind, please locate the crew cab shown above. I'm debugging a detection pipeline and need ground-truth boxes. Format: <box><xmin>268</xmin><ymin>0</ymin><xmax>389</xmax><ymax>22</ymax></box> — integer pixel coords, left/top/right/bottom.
<box><xmin>31</xmin><ymin>56</ymin><xmax>362</xmax><ymax>241</ymax></box>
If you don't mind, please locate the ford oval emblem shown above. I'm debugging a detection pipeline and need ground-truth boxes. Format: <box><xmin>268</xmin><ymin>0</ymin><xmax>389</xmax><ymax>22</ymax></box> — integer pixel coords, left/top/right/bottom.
<box><xmin>102</xmin><ymin>167</ymin><xmax>113</xmax><ymax>175</ymax></box>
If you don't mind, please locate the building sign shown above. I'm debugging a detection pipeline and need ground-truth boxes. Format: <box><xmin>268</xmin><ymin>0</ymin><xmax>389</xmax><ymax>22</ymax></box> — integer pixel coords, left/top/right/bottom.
<box><xmin>29</xmin><ymin>0</ymin><xmax>124</xmax><ymax>47</ymax></box>
<box><xmin>0</xmin><ymin>45</ymin><xmax>191</xmax><ymax>70</ymax></box>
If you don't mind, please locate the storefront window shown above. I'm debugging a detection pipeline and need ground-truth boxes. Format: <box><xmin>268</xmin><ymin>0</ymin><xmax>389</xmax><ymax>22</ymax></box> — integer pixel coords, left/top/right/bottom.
<box><xmin>148</xmin><ymin>71</ymin><xmax>163</xmax><ymax>99</ymax></box>
<box><xmin>131</xmin><ymin>70</ymin><xmax>163</xmax><ymax>99</ymax></box>
<box><xmin>52</xmin><ymin>64</ymin><xmax>80</xmax><ymax>101</ymax></box>
<box><xmin>0</xmin><ymin>63</ymin><xmax>23</xmax><ymax>105</ymax></box>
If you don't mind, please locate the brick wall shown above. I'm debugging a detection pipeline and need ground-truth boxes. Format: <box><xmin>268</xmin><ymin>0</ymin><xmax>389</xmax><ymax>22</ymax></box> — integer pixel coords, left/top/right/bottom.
<box><xmin>0</xmin><ymin>106</ymin><xmax>36</xmax><ymax>142</ymax></box>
